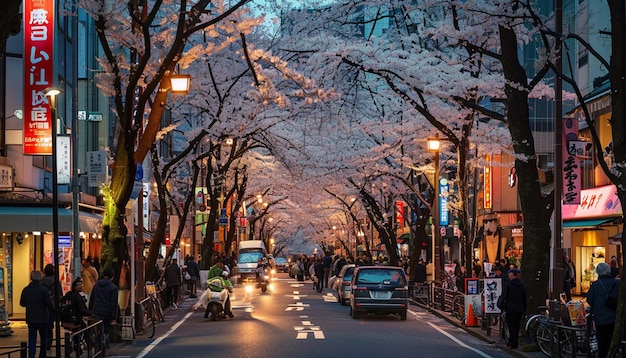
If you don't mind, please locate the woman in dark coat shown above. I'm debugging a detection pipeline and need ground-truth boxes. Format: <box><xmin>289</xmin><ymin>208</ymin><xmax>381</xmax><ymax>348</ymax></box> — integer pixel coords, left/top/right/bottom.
<box><xmin>503</xmin><ymin>268</ymin><xmax>527</xmax><ymax>349</ymax></box>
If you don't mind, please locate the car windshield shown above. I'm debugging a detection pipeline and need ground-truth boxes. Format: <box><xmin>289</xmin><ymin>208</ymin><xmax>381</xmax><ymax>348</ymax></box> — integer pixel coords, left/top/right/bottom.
<box><xmin>238</xmin><ymin>251</ymin><xmax>264</xmax><ymax>264</ymax></box>
<box><xmin>343</xmin><ymin>267</ymin><xmax>355</xmax><ymax>281</ymax></box>
<box><xmin>275</xmin><ymin>258</ymin><xmax>287</xmax><ymax>264</ymax></box>
<box><xmin>356</xmin><ymin>269</ymin><xmax>406</xmax><ymax>285</ymax></box>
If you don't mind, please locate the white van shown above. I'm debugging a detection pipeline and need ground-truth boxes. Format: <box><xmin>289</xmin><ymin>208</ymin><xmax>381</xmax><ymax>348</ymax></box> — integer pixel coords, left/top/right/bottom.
<box><xmin>237</xmin><ymin>240</ymin><xmax>267</xmax><ymax>281</ymax></box>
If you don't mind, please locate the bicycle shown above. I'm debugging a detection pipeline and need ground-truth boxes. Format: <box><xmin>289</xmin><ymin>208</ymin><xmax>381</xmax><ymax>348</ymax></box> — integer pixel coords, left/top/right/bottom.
<box><xmin>146</xmin><ymin>281</ymin><xmax>165</xmax><ymax>322</ymax></box>
<box><xmin>140</xmin><ymin>297</ymin><xmax>156</xmax><ymax>338</ymax></box>
<box><xmin>452</xmin><ymin>294</ymin><xmax>465</xmax><ymax>322</ymax></box>
<box><xmin>525</xmin><ymin>305</ymin><xmax>550</xmax><ymax>344</ymax></box>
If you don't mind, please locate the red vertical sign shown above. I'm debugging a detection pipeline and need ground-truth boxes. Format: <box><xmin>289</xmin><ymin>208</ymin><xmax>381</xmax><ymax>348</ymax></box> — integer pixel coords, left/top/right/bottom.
<box><xmin>23</xmin><ymin>0</ymin><xmax>55</xmax><ymax>155</ymax></box>
<box><xmin>395</xmin><ymin>201</ymin><xmax>405</xmax><ymax>227</ymax></box>
<box><xmin>484</xmin><ymin>155</ymin><xmax>492</xmax><ymax>209</ymax></box>
<box><xmin>563</xmin><ymin>118</ymin><xmax>582</xmax><ymax>204</ymax></box>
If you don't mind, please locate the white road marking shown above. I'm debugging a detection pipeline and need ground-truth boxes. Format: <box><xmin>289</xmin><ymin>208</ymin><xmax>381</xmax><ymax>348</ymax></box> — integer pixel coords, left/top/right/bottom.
<box><xmin>136</xmin><ymin>310</ymin><xmax>194</xmax><ymax>358</ymax></box>
<box><xmin>294</xmin><ymin>320</ymin><xmax>325</xmax><ymax>339</ymax></box>
<box><xmin>426</xmin><ymin>321</ymin><xmax>493</xmax><ymax>358</ymax></box>
<box><xmin>285</xmin><ymin>302</ymin><xmax>310</xmax><ymax>311</ymax></box>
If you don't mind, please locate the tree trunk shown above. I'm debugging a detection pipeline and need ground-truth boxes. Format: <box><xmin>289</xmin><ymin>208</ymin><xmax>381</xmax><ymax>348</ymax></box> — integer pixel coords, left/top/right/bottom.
<box><xmin>500</xmin><ymin>25</ymin><xmax>552</xmax><ymax>314</ymax></box>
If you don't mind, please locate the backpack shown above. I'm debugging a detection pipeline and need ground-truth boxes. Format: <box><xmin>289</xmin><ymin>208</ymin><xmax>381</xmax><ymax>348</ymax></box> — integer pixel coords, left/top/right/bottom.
<box><xmin>59</xmin><ymin>294</ymin><xmax>79</xmax><ymax>326</ymax></box>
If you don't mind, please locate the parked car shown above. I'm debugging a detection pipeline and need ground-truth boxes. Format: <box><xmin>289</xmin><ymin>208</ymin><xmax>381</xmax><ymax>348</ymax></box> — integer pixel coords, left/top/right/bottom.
<box><xmin>274</xmin><ymin>257</ymin><xmax>289</xmax><ymax>272</ymax></box>
<box><xmin>350</xmin><ymin>266</ymin><xmax>409</xmax><ymax>320</ymax></box>
<box><xmin>333</xmin><ymin>264</ymin><xmax>356</xmax><ymax>305</ymax></box>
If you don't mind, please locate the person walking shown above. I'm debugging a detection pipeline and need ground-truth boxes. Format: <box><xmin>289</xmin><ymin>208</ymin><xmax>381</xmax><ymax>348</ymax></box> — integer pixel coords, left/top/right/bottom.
<box><xmin>88</xmin><ymin>268</ymin><xmax>119</xmax><ymax>347</ymax></box>
<box><xmin>185</xmin><ymin>255</ymin><xmax>200</xmax><ymax>298</ymax></box>
<box><xmin>563</xmin><ymin>255</ymin><xmax>576</xmax><ymax>302</ymax></box>
<box><xmin>502</xmin><ymin>268</ymin><xmax>527</xmax><ymax>350</ymax></box>
<box><xmin>20</xmin><ymin>270</ymin><xmax>53</xmax><ymax>358</ymax></box>
<box><xmin>414</xmin><ymin>260</ymin><xmax>427</xmax><ymax>284</ymax></box>
<box><xmin>164</xmin><ymin>259</ymin><xmax>182</xmax><ymax>308</ymax></box>
<box><xmin>587</xmin><ymin>262</ymin><xmax>619</xmax><ymax>358</ymax></box>
<box><xmin>314</xmin><ymin>258</ymin><xmax>325</xmax><ymax>293</ymax></box>
<box><xmin>41</xmin><ymin>264</ymin><xmax>61</xmax><ymax>350</ymax></box>
<box><xmin>81</xmin><ymin>257</ymin><xmax>99</xmax><ymax>302</ymax></box>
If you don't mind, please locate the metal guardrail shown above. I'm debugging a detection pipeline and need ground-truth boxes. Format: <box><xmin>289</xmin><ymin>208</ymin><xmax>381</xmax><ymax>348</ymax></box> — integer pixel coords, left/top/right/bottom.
<box><xmin>63</xmin><ymin>319</ymin><xmax>105</xmax><ymax>358</ymax></box>
<box><xmin>0</xmin><ymin>343</ymin><xmax>26</xmax><ymax>358</ymax></box>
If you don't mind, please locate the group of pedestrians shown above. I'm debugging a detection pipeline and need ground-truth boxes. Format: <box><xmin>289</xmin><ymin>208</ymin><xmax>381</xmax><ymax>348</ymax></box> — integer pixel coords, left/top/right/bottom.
<box><xmin>20</xmin><ymin>264</ymin><xmax>119</xmax><ymax>358</ymax></box>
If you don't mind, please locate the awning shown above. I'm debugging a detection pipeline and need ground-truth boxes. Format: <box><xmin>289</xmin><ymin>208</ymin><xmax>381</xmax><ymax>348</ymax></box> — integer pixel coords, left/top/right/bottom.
<box><xmin>562</xmin><ymin>218</ymin><xmax>615</xmax><ymax>229</ymax></box>
<box><xmin>0</xmin><ymin>206</ymin><xmax>102</xmax><ymax>232</ymax></box>
<box><xmin>397</xmin><ymin>233</ymin><xmax>410</xmax><ymax>245</ymax></box>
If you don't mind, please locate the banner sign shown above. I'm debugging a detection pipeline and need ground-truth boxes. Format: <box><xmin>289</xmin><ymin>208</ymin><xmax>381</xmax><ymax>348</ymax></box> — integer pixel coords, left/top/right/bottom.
<box><xmin>395</xmin><ymin>201</ymin><xmax>405</xmax><ymax>227</ymax></box>
<box><xmin>439</xmin><ymin>179</ymin><xmax>449</xmax><ymax>226</ymax></box>
<box><xmin>484</xmin><ymin>155</ymin><xmax>492</xmax><ymax>209</ymax></box>
<box><xmin>563</xmin><ymin>117</ymin><xmax>582</xmax><ymax>204</ymax></box>
<box><xmin>23</xmin><ymin>0</ymin><xmax>55</xmax><ymax>155</ymax></box>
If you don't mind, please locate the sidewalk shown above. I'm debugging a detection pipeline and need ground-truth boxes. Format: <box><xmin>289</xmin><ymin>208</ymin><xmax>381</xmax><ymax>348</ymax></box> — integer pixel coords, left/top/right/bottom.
<box><xmin>413</xmin><ymin>299</ymin><xmax>548</xmax><ymax>358</ymax></box>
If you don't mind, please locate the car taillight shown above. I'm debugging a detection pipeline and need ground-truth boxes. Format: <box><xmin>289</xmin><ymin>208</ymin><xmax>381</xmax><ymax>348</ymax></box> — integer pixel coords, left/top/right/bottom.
<box><xmin>352</xmin><ymin>286</ymin><xmax>366</xmax><ymax>291</ymax></box>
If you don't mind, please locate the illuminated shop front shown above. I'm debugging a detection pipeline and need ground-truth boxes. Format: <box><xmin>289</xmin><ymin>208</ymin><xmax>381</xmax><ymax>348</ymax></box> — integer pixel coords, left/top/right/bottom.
<box><xmin>562</xmin><ymin>185</ymin><xmax>622</xmax><ymax>295</ymax></box>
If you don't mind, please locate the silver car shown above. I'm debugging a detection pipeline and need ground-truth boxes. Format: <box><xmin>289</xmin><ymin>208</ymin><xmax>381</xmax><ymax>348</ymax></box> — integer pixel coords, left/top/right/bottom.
<box><xmin>350</xmin><ymin>266</ymin><xmax>409</xmax><ymax>320</ymax></box>
<box><xmin>333</xmin><ymin>264</ymin><xmax>356</xmax><ymax>305</ymax></box>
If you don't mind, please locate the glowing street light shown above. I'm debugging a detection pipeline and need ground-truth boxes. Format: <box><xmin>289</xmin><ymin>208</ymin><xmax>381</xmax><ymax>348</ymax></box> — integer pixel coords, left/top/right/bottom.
<box><xmin>427</xmin><ymin>135</ymin><xmax>442</xmax><ymax>281</ymax></box>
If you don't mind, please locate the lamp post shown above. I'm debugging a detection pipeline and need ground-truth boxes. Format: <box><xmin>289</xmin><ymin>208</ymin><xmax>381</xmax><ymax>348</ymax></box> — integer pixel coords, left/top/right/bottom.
<box><xmin>427</xmin><ymin>136</ymin><xmax>441</xmax><ymax>281</ymax></box>
<box><xmin>44</xmin><ymin>86</ymin><xmax>62</xmax><ymax>357</ymax></box>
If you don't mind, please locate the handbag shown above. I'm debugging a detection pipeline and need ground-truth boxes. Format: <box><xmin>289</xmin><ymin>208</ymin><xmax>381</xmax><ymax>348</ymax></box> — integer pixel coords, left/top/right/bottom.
<box><xmin>184</xmin><ymin>272</ymin><xmax>191</xmax><ymax>281</ymax></box>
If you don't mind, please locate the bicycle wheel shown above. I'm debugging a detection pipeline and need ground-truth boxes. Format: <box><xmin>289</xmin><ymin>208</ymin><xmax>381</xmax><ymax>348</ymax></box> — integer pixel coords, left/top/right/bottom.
<box><xmin>536</xmin><ymin>322</ymin><xmax>554</xmax><ymax>357</ymax></box>
<box><xmin>153</xmin><ymin>298</ymin><xmax>165</xmax><ymax>322</ymax></box>
<box><xmin>525</xmin><ymin>314</ymin><xmax>547</xmax><ymax>342</ymax></box>
<box><xmin>144</xmin><ymin>303</ymin><xmax>155</xmax><ymax>338</ymax></box>
<box><xmin>452</xmin><ymin>295</ymin><xmax>465</xmax><ymax>322</ymax></box>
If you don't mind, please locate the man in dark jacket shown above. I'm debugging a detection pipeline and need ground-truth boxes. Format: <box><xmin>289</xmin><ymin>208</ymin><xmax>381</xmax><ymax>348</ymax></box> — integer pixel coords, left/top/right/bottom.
<box><xmin>164</xmin><ymin>259</ymin><xmax>182</xmax><ymax>308</ymax></box>
<box><xmin>314</xmin><ymin>258</ymin><xmax>325</xmax><ymax>293</ymax></box>
<box><xmin>41</xmin><ymin>264</ymin><xmax>61</xmax><ymax>350</ymax></box>
<box><xmin>587</xmin><ymin>262</ymin><xmax>620</xmax><ymax>358</ymax></box>
<box><xmin>88</xmin><ymin>268</ymin><xmax>118</xmax><ymax>346</ymax></box>
<box><xmin>61</xmin><ymin>278</ymin><xmax>91</xmax><ymax>354</ymax></box>
<box><xmin>503</xmin><ymin>268</ymin><xmax>527</xmax><ymax>349</ymax></box>
<box><xmin>184</xmin><ymin>256</ymin><xmax>200</xmax><ymax>298</ymax></box>
<box><xmin>21</xmin><ymin>270</ymin><xmax>53</xmax><ymax>358</ymax></box>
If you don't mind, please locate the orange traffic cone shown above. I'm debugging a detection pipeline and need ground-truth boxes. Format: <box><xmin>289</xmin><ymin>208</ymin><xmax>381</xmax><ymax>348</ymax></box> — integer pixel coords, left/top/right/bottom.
<box><xmin>465</xmin><ymin>303</ymin><xmax>479</xmax><ymax>327</ymax></box>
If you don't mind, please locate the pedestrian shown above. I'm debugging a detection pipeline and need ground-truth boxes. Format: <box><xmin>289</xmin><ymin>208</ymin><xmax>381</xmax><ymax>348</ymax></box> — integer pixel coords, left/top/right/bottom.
<box><xmin>164</xmin><ymin>259</ymin><xmax>182</xmax><ymax>308</ymax></box>
<box><xmin>308</xmin><ymin>259</ymin><xmax>316</xmax><ymax>289</ymax></box>
<box><xmin>314</xmin><ymin>258</ymin><xmax>325</xmax><ymax>293</ymax></box>
<box><xmin>296</xmin><ymin>258</ymin><xmax>305</xmax><ymax>281</ymax></box>
<box><xmin>81</xmin><ymin>257</ymin><xmax>99</xmax><ymax>302</ymax></box>
<box><xmin>502</xmin><ymin>268</ymin><xmax>527</xmax><ymax>350</ymax></box>
<box><xmin>88</xmin><ymin>268</ymin><xmax>119</xmax><ymax>347</ymax></box>
<box><xmin>587</xmin><ymin>262</ymin><xmax>619</xmax><ymax>358</ymax></box>
<box><xmin>41</xmin><ymin>264</ymin><xmax>61</xmax><ymax>350</ymax></box>
<box><xmin>60</xmin><ymin>278</ymin><xmax>91</xmax><ymax>355</ymax></box>
<box><xmin>414</xmin><ymin>259</ymin><xmax>427</xmax><ymax>284</ymax></box>
<box><xmin>563</xmin><ymin>255</ymin><xmax>576</xmax><ymax>302</ymax></box>
<box><xmin>20</xmin><ymin>270</ymin><xmax>53</xmax><ymax>358</ymax></box>
<box><xmin>610</xmin><ymin>256</ymin><xmax>620</xmax><ymax>278</ymax></box>
<box><xmin>322</xmin><ymin>252</ymin><xmax>333</xmax><ymax>288</ymax></box>
<box><xmin>185</xmin><ymin>255</ymin><xmax>200</xmax><ymax>298</ymax></box>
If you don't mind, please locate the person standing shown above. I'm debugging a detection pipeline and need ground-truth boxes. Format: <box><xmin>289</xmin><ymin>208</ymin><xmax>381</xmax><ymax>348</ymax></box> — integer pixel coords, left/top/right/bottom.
<box><xmin>610</xmin><ymin>256</ymin><xmax>620</xmax><ymax>278</ymax></box>
<box><xmin>88</xmin><ymin>268</ymin><xmax>119</xmax><ymax>347</ymax></box>
<box><xmin>563</xmin><ymin>255</ymin><xmax>576</xmax><ymax>302</ymax></box>
<box><xmin>164</xmin><ymin>259</ymin><xmax>182</xmax><ymax>308</ymax></box>
<box><xmin>61</xmin><ymin>278</ymin><xmax>91</xmax><ymax>354</ymax></box>
<box><xmin>503</xmin><ymin>268</ymin><xmax>527</xmax><ymax>350</ymax></box>
<box><xmin>20</xmin><ymin>270</ymin><xmax>53</xmax><ymax>358</ymax></box>
<box><xmin>313</xmin><ymin>258</ymin><xmax>325</xmax><ymax>293</ymax></box>
<box><xmin>414</xmin><ymin>260</ymin><xmax>427</xmax><ymax>284</ymax></box>
<box><xmin>185</xmin><ymin>255</ymin><xmax>200</xmax><ymax>298</ymax></box>
<box><xmin>587</xmin><ymin>262</ymin><xmax>620</xmax><ymax>358</ymax></box>
<box><xmin>41</xmin><ymin>264</ymin><xmax>61</xmax><ymax>350</ymax></box>
<box><xmin>322</xmin><ymin>252</ymin><xmax>333</xmax><ymax>288</ymax></box>
<box><xmin>81</xmin><ymin>257</ymin><xmax>99</xmax><ymax>301</ymax></box>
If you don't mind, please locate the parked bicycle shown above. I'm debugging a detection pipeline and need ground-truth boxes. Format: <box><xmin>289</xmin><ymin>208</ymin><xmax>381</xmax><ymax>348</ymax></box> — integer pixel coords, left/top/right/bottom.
<box><xmin>146</xmin><ymin>281</ymin><xmax>165</xmax><ymax>322</ymax></box>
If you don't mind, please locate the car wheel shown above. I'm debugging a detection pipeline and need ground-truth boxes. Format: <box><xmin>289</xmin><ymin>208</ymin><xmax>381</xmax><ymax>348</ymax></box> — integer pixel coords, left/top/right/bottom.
<box><xmin>400</xmin><ymin>310</ymin><xmax>407</xmax><ymax>321</ymax></box>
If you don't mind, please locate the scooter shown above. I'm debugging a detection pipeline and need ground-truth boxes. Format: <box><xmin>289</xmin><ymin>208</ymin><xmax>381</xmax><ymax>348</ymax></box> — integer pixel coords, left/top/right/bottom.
<box><xmin>245</xmin><ymin>265</ymin><xmax>274</xmax><ymax>293</ymax></box>
<box><xmin>204</xmin><ymin>276</ymin><xmax>234</xmax><ymax>321</ymax></box>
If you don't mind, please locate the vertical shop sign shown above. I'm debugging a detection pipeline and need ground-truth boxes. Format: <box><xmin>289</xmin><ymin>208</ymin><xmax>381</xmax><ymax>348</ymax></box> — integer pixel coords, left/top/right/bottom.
<box><xmin>439</xmin><ymin>179</ymin><xmax>449</xmax><ymax>226</ymax></box>
<box><xmin>23</xmin><ymin>0</ymin><xmax>55</xmax><ymax>155</ymax></box>
<box><xmin>563</xmin><ymin>118</ymin><xmax>582</xmax><ymax>204</ymax></box>
<box><xmin>484</xmin><ymin>155</ymin><xmax>492</xmax><ymax>209</ymax></box>
<box><xmin>395</xmin><ymin>201</ymin><xmax>405</xmax><ymax>227</ymax></box>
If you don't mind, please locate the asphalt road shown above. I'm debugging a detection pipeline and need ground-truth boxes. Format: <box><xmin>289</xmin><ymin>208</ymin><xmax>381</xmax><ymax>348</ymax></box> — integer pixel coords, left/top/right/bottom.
<box><xmin>108</xmin><ymin>273</ymin><xmax>519</xmax><ymax>358</ymax></box>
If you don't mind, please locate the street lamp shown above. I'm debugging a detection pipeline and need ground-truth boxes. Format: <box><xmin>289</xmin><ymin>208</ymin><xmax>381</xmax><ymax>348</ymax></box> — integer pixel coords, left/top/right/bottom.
<box><xmin>427</xmin><ymin>135</ymin><xmax>442</xmax><ymax>281</ymax></box>
<box><xmin>44</xmin><ymin>86</ymin><xmax>63</xmax><ymax>357</ymax></box>
<box><xmin>169</xmin><ymin>74</ymin><xmax>191</xmax><ymax>94</ymax></box>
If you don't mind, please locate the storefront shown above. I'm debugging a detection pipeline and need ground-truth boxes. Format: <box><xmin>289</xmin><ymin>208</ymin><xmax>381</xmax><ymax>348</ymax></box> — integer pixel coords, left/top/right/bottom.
<box><xmin>0</xmin><ymin>205</ymin><xmax>102</xmax><ymax>318</ymax></box>
<box><xmin>562</xmin><ymin>185</ymin><xmax>622</xmax><ymax>295</ymax></box>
